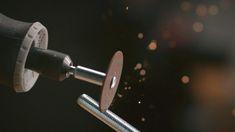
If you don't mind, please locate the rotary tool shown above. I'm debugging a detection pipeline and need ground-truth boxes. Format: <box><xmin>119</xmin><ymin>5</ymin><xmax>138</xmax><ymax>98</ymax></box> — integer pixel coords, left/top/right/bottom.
<box><xmin>0</xmin><ymin>13</ymin><xmax>139</xmax><ymax>131</ymax></box>
<box><xmin>0</xmin><ymin>12</ymin><xmax>122</xmax><ymax>111</ymax></box>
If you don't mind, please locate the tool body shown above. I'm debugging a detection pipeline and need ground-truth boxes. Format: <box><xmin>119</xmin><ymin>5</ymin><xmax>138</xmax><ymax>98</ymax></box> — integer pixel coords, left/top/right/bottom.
<box><xmin>0</xmin><ymin>13</ymin><xmax>123</xmax><ymax>111</ymax></box>
<box><xmin>0</xmin><ymin>14</ymin><xmax>123</xmax><ymax>109</ymax></box>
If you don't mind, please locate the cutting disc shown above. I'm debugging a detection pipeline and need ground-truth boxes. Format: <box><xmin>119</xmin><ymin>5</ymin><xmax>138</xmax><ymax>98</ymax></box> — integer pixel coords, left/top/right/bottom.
<box><xmin>100</xmin><ymin>51</ymin><xmax>123</xmax><ymax>112</ymax></box>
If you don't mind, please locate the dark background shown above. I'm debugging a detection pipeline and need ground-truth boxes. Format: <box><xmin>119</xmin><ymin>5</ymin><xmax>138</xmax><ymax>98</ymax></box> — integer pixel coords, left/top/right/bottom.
<box><xmin>0</xmin><ymin>0</ymin><xmax>235</xmax><ymax>131</ymax></box>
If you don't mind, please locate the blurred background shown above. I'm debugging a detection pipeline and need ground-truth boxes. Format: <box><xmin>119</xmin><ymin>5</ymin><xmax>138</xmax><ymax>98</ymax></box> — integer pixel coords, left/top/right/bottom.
<box><xmin>0</xmin><ymin>0</ymin><xmax>235</xmax><ymax>131</ymax></box>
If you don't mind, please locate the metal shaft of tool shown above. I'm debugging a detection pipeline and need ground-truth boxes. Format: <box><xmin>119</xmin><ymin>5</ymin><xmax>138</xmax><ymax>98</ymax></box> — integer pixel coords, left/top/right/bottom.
<box><xmin>77</xmin><ymin>94</ymin><xmax>140</xmax><ymax>132</ymax></box>
<box><xmin>69</xmin><ymin>66</ymin><xmax>106</xmax><ymax>86</ymax></box>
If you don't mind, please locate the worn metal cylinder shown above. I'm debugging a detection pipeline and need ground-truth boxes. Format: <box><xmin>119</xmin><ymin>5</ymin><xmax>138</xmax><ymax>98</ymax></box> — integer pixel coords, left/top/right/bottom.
<box><xmin>77</xmin><ymin>94</ymin><xmax>140</xmax><ymax>132</ymax></box>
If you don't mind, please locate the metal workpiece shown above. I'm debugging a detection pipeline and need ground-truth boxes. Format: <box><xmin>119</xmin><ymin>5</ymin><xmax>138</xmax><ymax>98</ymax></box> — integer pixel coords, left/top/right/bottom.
<box><xmin>77</xmin><ymin>94</ymin><xmax>140</xmax><ymax>132</ymax></box>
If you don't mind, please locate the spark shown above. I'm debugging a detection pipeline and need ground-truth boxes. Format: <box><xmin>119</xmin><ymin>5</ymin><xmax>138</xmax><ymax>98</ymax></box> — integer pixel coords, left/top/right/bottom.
<box><xmin>140</xmin><ymin>69</ymin><xmax>146</xmax><ymax>76</ymax></box>
<box><xmin>117</xmin><ymin>93</ymin><xmax>123</xmax><ymax>98</ymax></box>
<box><xmin>134</xmin><ymin>63</ymin><xmax>142</xmax><ymax>70</ymax></box>
<box><xmin>148</xmin><ymin>40</ymin><xmax>157</xmax><ymax>51</ymax></box>
<box><xmin>137</xmin><ymin>33</ymin><xmax>144</xmax><ymax>39</ymax></box>
<box><xmin>141</xmin><ymin>117</ymin><xmax>146</xmax><ymax>122</ymax></box>
<box><xmin>126</xmin><ymin>6</ymin><xmax>129</xmax><ymax>10</ymax></box>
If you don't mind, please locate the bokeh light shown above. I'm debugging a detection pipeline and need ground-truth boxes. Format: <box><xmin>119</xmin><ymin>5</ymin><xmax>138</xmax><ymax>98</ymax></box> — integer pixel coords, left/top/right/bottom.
<box><xmin>181</xmin><ymin>1</ymin><xmax>192</xmax><ymax>12</ymax></box>
<box><xmin>220</xmin><ymin>0</ymin><xmax>231</xmax><ymax>10</ymax></box>
<box><xmin>193</xmin><ymin>22</ymin><xmax>204</xmax><ymax>32</ymax></box>
<box><xmin>181</xmin><ymin>75</ymin><xmax>190</xmax><ymax>84</ymax></box>
<box><xmin>208</xmin><ymin>5</ymin><xmax>219</xmax><ymax>16</ymax></box>
<box><xmin>196</xmin><ymin>4</ymin><xmax>208</xmax><ymax>17</ymax></box>
<box><xmin>169</xmin><ymin>40</ymin><xmax>177</xmax><ymax>48</ymax></box>
<box><xmin>232</xmin><ymin>108</ymin><xmax>235</xmax><ymax>117</ymax></box>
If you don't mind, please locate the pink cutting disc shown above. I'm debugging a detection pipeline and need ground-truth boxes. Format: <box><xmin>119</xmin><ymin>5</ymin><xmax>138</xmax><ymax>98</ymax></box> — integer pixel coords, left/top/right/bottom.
<box><xmin>100</xmin><ymin>51</ymin><xmax>123</xmax><ymax>112</ymax></box>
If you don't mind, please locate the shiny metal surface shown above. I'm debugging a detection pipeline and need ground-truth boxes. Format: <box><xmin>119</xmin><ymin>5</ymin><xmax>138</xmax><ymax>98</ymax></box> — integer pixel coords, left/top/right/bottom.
<box><xmin>70</xmin><ymin>65</ymin><xmax>106</xmax><ymax>86</ymax></box>
<box><xmin>77</xmin><ymin>94</ymin><xmax>140</xmax><ymax>132</ymax></box>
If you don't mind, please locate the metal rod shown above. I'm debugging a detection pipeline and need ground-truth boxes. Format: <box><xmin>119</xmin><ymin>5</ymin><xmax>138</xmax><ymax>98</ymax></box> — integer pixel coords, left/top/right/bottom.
<box><xmin>77</xmin><ymin>94</ymin><xmax>140</xmax><ymax>132</ymax></box>
<box><xmin>70</xmin><ymin>66</ymin><xmax>106</xmax><ymax>86</ymax></box>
